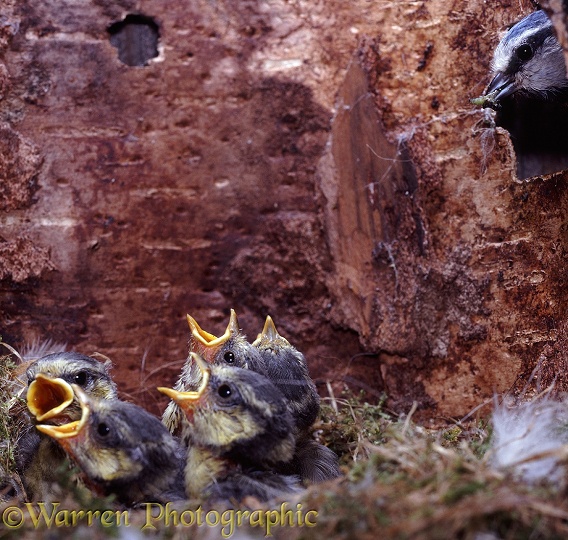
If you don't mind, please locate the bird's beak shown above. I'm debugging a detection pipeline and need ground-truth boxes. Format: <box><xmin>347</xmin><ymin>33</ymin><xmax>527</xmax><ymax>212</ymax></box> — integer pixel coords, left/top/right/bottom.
<box><xmin>27</xmin><ymin>374</ymin><xmax>75</xmax><ymax>422</ymax></box>
<box><xmin>35</xmin><ymin>385</ymin><xmax>90</xmax><ymax>443</ymax></box>
<box><xmin>260</xmin><ymin>315</ymin><xmax>280</xmax><ymax>341</ymax></box>
<box><xmin>253</xmin><ymin>315</ymin><xmax>293</xmax><ymax>350</ymax></box>
<box><xmin>187</xmin><ymin>314</ymin><xmax>218</xmax><ymax>345</ymax></box>
<box><xmin>187</xmin><ymin>309</ymin><xmax>239</xmax><ymax>348</ymax></box>
<box><xmin>485</xmin><ymin>72</ymin><xmax>517</xmax><ymax>103</ymax></box>
<box><xmin>252</xmin><ymin>315</ymin><xmax>280</xmax><ymax>346</ymax></box>
<box><xmin>158</xmin><ymin>353</ymin><xmax>210</xmax><ymax>421</ymax></box>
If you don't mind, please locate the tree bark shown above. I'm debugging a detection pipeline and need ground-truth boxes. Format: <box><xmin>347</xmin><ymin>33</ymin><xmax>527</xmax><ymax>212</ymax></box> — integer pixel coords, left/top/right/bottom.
<box><xmin>1</xmin><ymin>0</ymin><xmax>563</xmax><ymax>421</ymax></box>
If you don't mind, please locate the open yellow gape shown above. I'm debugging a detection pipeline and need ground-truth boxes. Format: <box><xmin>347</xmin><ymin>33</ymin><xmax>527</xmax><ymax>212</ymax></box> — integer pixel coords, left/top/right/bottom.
<box><xmin>27</xmin><ymin>373</ymin><xmax>75</xmax><ymax>422</ymax></box>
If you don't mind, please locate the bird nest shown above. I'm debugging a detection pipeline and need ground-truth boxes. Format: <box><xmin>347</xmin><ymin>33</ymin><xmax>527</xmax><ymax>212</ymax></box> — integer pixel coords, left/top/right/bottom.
<box><xmin>309</xmin><ymin>391</ymin><xmax>568</xmax><ymax>540</ymax></box>
<box><xmin>1</xmin><ymin>349</ymin><xmax>568</xmax><ymax>540</ymax></box>
<box><xmin>0</xmin><ymin>346</ymin><xmax>27</xmax><ymax>495</ymax></box>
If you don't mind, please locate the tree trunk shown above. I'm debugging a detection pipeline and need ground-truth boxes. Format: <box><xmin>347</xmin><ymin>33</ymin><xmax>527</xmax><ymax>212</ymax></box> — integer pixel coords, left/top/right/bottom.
<box><xmin>1</xmin><ymin>0</ymin><xmax>564</xmax><ymax>421</ymax></box>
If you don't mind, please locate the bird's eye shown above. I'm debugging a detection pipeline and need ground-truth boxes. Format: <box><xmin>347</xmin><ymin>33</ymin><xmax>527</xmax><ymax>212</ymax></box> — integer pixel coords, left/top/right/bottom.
<box><xmin>223</xmin><ymin>351</ymin><xmax>235</xmax><ymax>364</ymax></box>
<box><xmin>73</xmin><ymin>371</ymin><xmax>88</xmax><ymax>386</ymax></box>
<box><xmin>515</xmin><ymin>44</ymin><xmax>533</xmax><ymax>62</ymax></box>
<box><xmin>97</xmin><ymin>423</ymin><xmax>110</xmax><ymax>437</ymax></box>
<box><xmin>218</xmin><ymin>384</ymin><xmax>232</xmax><ymax>398</ymax></box>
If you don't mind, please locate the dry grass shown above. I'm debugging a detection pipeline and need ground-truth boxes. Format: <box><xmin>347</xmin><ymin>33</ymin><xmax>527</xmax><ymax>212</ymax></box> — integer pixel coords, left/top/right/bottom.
<box><xmin>305</xmin><ymin>387</ymin><xmax>568</xmax><ymax>540</ymax></box>
<box><xmin>0</xmin><ymin>343</ymin><xmax>27</xmax><ymax>498</ymax></box>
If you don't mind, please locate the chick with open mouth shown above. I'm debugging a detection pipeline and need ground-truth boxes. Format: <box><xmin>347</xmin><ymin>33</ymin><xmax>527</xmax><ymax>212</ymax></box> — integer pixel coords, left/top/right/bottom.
<box><xmin>162</xmin><ymin>309</ymin><xmax>267</xmax><ymax>436</ymax></box>
<box><xmin>34</xmin><ymin>382</ymin><xmax>186</xmax><ymax>506</ymax></box>
<box><xmin>159</xmin><ymin>353</ymin><xmax>302</xmax><ymax>503</ymax></box>
<box><xmin>18</xmin><ymin>352</ymin><xmax>118</xmax><ymax>501</ymax></box>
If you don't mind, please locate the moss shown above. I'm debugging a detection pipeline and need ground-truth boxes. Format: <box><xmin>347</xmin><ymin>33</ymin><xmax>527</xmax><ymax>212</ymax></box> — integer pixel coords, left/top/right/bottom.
<box><xmin>441</xmin><ymin>479</ymin><xmax>486</xmax><ymax>504</ymax></box>
<box><xmin>441</xmin><ymin>425</ymin><xmax>462</xmax><ymax>445</ymax></box>
<box><xmin>317</xmin><ymin>387</ymin><xmax>389</xmax><ymax>465</ymax></box>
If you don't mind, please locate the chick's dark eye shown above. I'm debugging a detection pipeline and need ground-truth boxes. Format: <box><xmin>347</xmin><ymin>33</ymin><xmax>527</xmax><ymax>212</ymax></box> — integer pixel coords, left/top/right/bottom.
<box><xmin>515</xmin><ymin>44</ymin><xmax>533</xmax><ymax>62</ymax></box>
<box><xmin>97</xmin><ymin>423</ymin><xmax>110</xmax><ymax>437</ymax></box>
<box><xmin>73</xmin><ymin>371</ymin><xmax>88</xmax><ymax>386</ymax></box>
<box><xmin>218</xmin><ymin>384</ymin><xmax>232</xmax><ymax>398</ymax></box>
<box><xmin>223</xmin><ymin>351</ymin><xmax>235</xmax><ymax>364</ymax></box>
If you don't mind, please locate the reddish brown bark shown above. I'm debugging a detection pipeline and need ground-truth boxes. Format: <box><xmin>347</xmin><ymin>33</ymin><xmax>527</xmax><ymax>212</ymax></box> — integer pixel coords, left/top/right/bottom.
<box><xmin>1</xmin><ymin>0</ymin><xmax>565</xmax><ymax>422</ymax></box>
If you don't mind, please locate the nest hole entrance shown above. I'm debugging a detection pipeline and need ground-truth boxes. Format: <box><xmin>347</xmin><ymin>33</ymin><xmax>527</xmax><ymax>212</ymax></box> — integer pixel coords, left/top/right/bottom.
<box><xmin>495</xmin><ymin>97</ymin><xmax>568</xmax><ymax>179</ymax></box>
<box><xmin>108</xmin><ymin>14</ymin><xmax>160</xmax><ymax>67</ymax></box>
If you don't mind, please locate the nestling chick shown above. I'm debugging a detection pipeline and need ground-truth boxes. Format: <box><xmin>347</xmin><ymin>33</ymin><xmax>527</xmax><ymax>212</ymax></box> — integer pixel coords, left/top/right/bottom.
<box><xmin>162</xmin><ymin>309</ymin><xmax>266</xmax><ymax>436</ymax></box>
<box><xmin>253</xmin><ymin>316</ymin><xmax>319</xmax><ymax>431</ymax></box>
<box><xmin>37</xmin><ymin>385</ymin><xmax>186</xmax><ymax>506</ymax></box>
<box><xmin>187</xmin><ymin>309</ymin><xmax>267</xmax><ymax>378</ymax></box>
<box><xmin>25</xmin><ymin>351</ymin><xmax>118</xmax><ymax>401</ymax></box>
<box><xmin>483</xmin><ymin>10</ymin><xmax>568</xmax><ymax>107</ymax></box>
<box><xmin>253</xmin><ymin>316</ymin><xmax>340</xmax><ymax>483</ymax></box>
<box><xmin>18</xmin><ymin>352</ymin><xmax>118</xmax><ymax>501</ymax></box>
<box><xmin>159</xmin><ymin>353</ymin><xmax>302</xmax><ymax>502</ymax></box>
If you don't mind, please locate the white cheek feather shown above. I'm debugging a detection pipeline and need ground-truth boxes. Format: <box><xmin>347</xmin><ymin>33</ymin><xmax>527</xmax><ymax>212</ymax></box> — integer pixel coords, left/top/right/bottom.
<box><xmin>490</xmin><ymin>40</ymin><xmax>512</xmax><ymax>73</ymax></box>
<box><xmin>489</xmin><ymin>396</ymin><xmax>568</xmax><ymax>488</ymax></box>
<box><xmin>490</xmin><ymin>25</ymin><xmax>533</xmax><ymax>74</ymax></box>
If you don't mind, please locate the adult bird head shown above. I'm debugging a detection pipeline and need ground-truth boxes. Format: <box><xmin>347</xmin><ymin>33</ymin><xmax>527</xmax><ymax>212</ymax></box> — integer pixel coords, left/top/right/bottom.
<box><xmin>485</xmin><ymin>10</ymin><xmax>568</xmax><ymax>105</ymax></box>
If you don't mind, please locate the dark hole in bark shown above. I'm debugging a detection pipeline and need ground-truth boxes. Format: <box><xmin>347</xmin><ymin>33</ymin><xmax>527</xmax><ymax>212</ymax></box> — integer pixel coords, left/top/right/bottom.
<box><xmin>495</xmin><ymin>96</ymin><xmax>568</xmax><ymax>179</ymax></box>
<box><xmin>108</xmin><ymin>14</ymin><xmax>160</xmax><ymax>67</ymax></box>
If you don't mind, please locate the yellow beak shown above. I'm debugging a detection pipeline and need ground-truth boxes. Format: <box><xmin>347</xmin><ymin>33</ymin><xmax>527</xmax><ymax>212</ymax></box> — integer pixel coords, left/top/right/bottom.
<box><xmin>35</xmin><ymin>385</ymin><xmax>90</xmax><ymax>441</ymax></box>
<box><xmin>186</xmin><ymin>309</ymin><xmax>240</xmax><ymax>348</ymax></box>
<box><xmin>27</xmin><ymin>374</ymin><xmax>75</xmax><ymax>422</ymax></box>
<box><xmin>157</xmin><ymin>353</ymin><xmax>210</xmax><ymax>419</ymax></box>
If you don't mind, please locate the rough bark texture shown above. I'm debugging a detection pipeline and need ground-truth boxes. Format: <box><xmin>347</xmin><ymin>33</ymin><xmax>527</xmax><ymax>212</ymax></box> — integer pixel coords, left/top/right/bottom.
<box><xmin>1</xmin><ymin>0</ymin><xmax>565</xmax><ymax>422</ymax></box>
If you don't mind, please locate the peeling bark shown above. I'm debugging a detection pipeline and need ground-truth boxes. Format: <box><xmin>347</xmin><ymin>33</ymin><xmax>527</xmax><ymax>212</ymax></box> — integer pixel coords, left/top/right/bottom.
<box><xmin>0</xmin><ymin>236</ymin><xmax>54</xmax><ymax>283</ymax></box>
<box><xmin>0</xmin><ymin>124</ymin><xmax>41</xmax><ymax>211</ymax></box>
